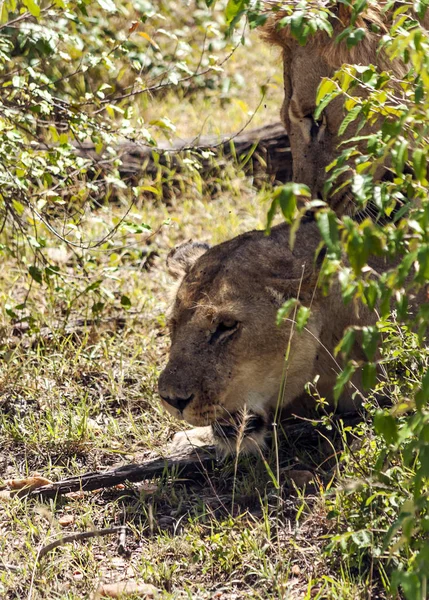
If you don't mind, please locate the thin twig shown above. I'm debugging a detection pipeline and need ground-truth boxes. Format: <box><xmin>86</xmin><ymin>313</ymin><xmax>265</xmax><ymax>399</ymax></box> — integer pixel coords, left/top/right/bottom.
<box><xmin>37</xmin><ymin>527</ymin><xmax>124</xmax><ymax>561</ymax></box>
<box><xmin>0</xmin><ymin>11</ymin><xmax>34</xmax><ymax>31</ymax></box>
<box><xmin>28</xmin><ymin>412</ymin><xmax>368</xmax><ymax>502</ymax></box>
<box><xmin>0</xmin><ymin>563</ymin><xmax>22</xmax><ymax>572</ymax></box>
<box><xmin>91</xmin><ymin>33</ymin><xmax>242</xmax><ymax>108</ymax></box>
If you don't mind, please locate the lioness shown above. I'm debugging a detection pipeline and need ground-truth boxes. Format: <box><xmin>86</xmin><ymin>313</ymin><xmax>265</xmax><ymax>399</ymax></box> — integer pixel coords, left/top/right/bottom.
<box><xmin>262</xmin><ymin>3</ymin><xmax>428</xmax><ymax>216</ymax></box>
<box><xmin>158</xmin><ymin>220</ymin><xmax>386</xmax><ymax>454</ymax></box>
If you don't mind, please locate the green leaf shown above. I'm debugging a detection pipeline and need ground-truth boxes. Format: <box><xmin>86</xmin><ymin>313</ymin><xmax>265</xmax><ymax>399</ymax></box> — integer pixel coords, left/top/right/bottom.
<box><xmin>29</xmin><ymin>266</ymin><xmax>43</xmax><ymax>284</ymax></box>
<box><xmin>277</xmin><ymin>187</ymin><xmax>297</xmax><ymax>223</ymax></box>
<box><xmin>338</xmin><ymin>105</ymin><xmax>361</xmax><ymax>136</ymax></box>
<box><xmin>317</xmin><ymin>211</ymin><xmax>340</xmax><ymax>256</ymax></box>
<box><xmin>412</xmin><ymin>148</ymin><xmax>426</xmax><ymax>182</ymax></box>
<box><xmin>335</xmin><ymin>328</ymin><xmax>356</xmax><ymax>357</ymax></box>
<box><xmin>391</xmin><ymin>571</ymin><xmax>421</xmax><ymax>600</ymax></box>
<box><xmin>22</xmin><ymin>0</ymin><xmax>40</xmax><ymax>17</ymax></box>
<box><xmin>5</xmin><ymin>306</ymin><xmax>19</xmax><ymax>319</ymax></box>
<box><xmin>415</xmin><ymin>78</ymin><xmax>424</xmax><ymax>103</ymax></box>
<box><xmin>314</xmin><ymin>90</ymin><xmax>340</xmax><ymax>120</ymax></box>
<box><xmin>121</xmin><ymin>295</ymin><xmax>132</xmax><ymax>309</ymax></box>
<box><xmin>296</xmin><ymin>306</ymin><xmax>310</xmax><ymax>332</ymax></box>
<box><xmin>374</xmin><ymin>411</ymin><xmax>398</xmax><ymax>445</ymax></box>
<box><xmin>84</xmin><ymin>280</ymin><xmax>102</xmax><ymax>293</ymax></box>
<box><xmin>351</xmin><ymin>0</ymin><xmax>369</xmax><ymax>22</ymax></box>
<box><xmin>334</xmin><ymin>362</ymin><xmax>357</xmax><ymax>402</ymax></box>
<box><xmin>315</xmin><ymin>77</ymin><xmax>339</xmax><ymax>111</ymax></box>
<box><xmin>346</xmin><ymin>27</ymin><xmax>366</xmax><ymax>49</ymax></box>
<box><xmin>92</xmin><ymin>302</ymin><xmax>105</xmax><ymax>315</ymax></box>
<box><xmin>364</xmin><ymin>281</ymin><xmax>380</xmax><ymax>310</ymax></box>
<box><xmin>96</xmin><ymin>0</ymin><xmax>117</xmax><ymax>12</ymax></box>
<box><xmin>362</xmin><ymin>326</ymin><xmax>379</xmax><ymax>361</ymax></box>
<box><xmin>276</xmin><ymin>298</ymin><xmax>299</xmax><ymax>326</ymax></box>
<box><xmin>12</xmin><ymin>199</ymin><xmax>25</xmax><ymax>216</ymax></box>
<box><xmin>351</xmin><ymin>173</ymin><xmax>371</xmax><ymax>205</ymax></box>
<box><xmin>362</xmin><ymin>362</ymin><xmax>377</xmax><ymax>390</ymax></box>
<box><xmin>392</xmin><ymin>139</ymin><xmax>408</xmax><ymax>176</ymax></box>
<box><xmin>415</xmin><ymin>368</ymin><xmax>429</xmax><ymax>409</ymax></box>
<box><xmin>414</xmin><ymin>0</ymin><xmax>429</xmax><ymax>19</ymax></box>
<box><xmin>316</xmin><ymin>14</ymin><xmax>333</xmax><ymax>37</ymax></box>
<box><xmin>272</xmin><ymin>183</ymin><xmax>310</xmax><ymax>224</ymax></box>
<box><xmin>266</xmin><ymin>198</ymin><xmax>278</xmax><ymax>233</ymax></box>
<box><xmin>225</xmin><ymin>0</ymin><xmax>247</xmax><ymax>23</ymax></box>
<box><xmin>290</xmin><ymin>10</ymin><xmax>305</xmax><ymax>43</ymax></box>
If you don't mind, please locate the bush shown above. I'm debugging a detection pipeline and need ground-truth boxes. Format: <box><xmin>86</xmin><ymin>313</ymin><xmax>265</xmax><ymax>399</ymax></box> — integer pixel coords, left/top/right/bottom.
<box><xmin>0</xmin><ymin>0</ymin><xmax>237</xmax><ymax>321</ymax></box>
<box><xmin>220</xmin><ymin>1</ymin><xmax>429</xmax><ymax>597</ymax></box>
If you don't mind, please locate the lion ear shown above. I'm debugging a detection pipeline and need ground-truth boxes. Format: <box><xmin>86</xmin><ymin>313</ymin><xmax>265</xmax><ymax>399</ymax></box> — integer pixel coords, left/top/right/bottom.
<box><xmin>265</xmin><ymin>245</ymin><xmax>326</xmax><ymax>303</ymax></box>
<box><xmin>167</xmin><ymin>240</ymin><xmax>210</xmax><ymax>279</ymax></box>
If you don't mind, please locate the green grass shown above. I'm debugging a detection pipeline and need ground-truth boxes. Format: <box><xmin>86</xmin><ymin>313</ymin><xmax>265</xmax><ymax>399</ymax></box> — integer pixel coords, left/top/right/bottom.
<box><xmin>0</xmin><ymin>32</ymin><xmax>396</xmax><ymax>600</ymax></box>
<box><xmin>0</xmin><ymin>176</ymin><xmax>392</xmax><ymax>599</ymax></box>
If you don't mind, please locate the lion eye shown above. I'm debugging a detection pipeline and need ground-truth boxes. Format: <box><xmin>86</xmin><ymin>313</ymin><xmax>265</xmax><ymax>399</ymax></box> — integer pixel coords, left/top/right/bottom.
<box><xmin>209</xmin><ymin>320</ymin><xmax>239</xmax><ymax>344</ymax></box>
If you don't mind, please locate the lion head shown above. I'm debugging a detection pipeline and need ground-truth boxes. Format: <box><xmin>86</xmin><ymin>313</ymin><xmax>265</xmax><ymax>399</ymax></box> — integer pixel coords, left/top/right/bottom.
<box><xmin>262</xmin><ymin>3</ymin><xmax>420</xmax><ymax>216</ymax></box>
<box><xmin>158</xmin><ymin>221</ymin><xmax>373</xmax><ymax>452</ymax></box>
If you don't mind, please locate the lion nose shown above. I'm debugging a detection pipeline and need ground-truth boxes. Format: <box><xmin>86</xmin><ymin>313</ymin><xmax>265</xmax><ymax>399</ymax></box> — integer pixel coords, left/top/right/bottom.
<box><xmin>160</xmin><ymin>393</ymin><xmax>194</xmax><ymax>413</ymax></box>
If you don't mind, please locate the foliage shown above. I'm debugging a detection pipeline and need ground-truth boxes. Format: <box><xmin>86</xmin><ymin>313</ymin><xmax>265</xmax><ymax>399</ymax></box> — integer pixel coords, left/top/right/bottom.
<box><xmin>0</xmin><ymin>0</ymin><xmax>240</xmax><ymax>325</ymax></box>
<box><xmin>325</xmin><ymin>324</ymin><xmax>429</xmax><ymax>600</ymax></box>
<box><xmin>216</xmin><ymin>0</ymin><xmax>429</xmax><ymax>597</ymax></box>
<box><xmin>3</xmin><ymin>0</ymin><xmax>429</xmax><ymax>596</ymax></box>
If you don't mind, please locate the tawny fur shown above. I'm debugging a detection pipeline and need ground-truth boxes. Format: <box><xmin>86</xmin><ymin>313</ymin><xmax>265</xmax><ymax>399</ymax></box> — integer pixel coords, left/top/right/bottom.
<box><xmin>260</xmin><ymin>2</ymin><xmax>427</xmax><ymax>215</ymax></box>
<box><xmin>261</xmin><ymin>1</ymin><xmax>397</xmax><ymax>70</ymax></box>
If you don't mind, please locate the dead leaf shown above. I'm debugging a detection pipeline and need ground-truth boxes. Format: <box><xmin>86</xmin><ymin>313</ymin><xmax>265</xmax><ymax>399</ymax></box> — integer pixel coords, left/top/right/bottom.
<box><xmin>137</xmin><ymin>32</ymin><xmax>160</xmax><ymax>50</ymax></box>
<box><xmin>6</xmin><ymin>476</ymin><xmax>53</xmax><ymax>491</ymax></box>
<box><xmin>110</xmin><ymin>557</ymin><xmax>126</xmax><ymax>568</ymax></box>
<box><xmin>46</xmin><ymin>246</ymin><xmax>70</xmax><ymax>264</ymax></box>
<box><xmin>135</xmin><ymin>482</ymin><xmax>158</xmax><ymax>494</ymax></box>
<box><xmin>93</xmin><ymin>580</ymin><xmax>159</xmax><ymax>599</ymax></box>
<box><xmin>129</xmin><ymin>21</ymin><xmax>139</xmax><ymax>33</ymax></box>
<box><xmin>58</xmin><ymin>515</ymin><xmax>75</xmax><ymax>527</ymax></box>
<box><xmin>65</xmin><ymin>491</ymin><xmax>85</xmax><ymax>500</ymax></box>
<box><xmin>0</xmin><ymin>490</ymin><xmax>12</xmax><ymax>501</ymax></box>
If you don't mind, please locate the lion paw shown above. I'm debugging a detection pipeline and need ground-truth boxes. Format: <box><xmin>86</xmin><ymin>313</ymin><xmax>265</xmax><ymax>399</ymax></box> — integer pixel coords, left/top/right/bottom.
<box><xmin>168</xmin><ymin>426</ymin><xmax>215</xmax><ymax>453</ymax></box>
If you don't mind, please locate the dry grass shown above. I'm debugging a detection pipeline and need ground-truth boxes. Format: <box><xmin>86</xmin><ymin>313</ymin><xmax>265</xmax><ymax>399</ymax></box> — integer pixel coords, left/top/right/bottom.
<box><xmin>143</xmin><ymin>29</ymin><xmax>284</xmax><ymax>140</ymax></box>
<box><xmin>0</xmin><ymin>29</ymin><xmax>387</xmax><ymax>600</ymax></box>
<box><xmin>0</xmin><ymin>176</ymin><xmax>385</xmax><ymax>599</ymax></box>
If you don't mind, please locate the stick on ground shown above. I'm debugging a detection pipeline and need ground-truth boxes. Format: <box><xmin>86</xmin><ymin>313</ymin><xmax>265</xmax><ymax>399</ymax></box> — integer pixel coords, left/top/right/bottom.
<box><xmin>30</xmin><ymin>445</ymin><xmax>218</xmax><ymax>500</ymax></box>
<box><xmin>37</xmin><ymin>527</ymin><xmax>124</xmax><ymax>560</ymax></box>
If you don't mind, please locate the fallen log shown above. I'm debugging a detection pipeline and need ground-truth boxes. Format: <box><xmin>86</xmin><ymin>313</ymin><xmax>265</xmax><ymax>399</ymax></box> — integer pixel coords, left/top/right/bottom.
<box><xmin>76</xmin><ymin>122</ymin><xmax>292</xmax><ymax>184</ymax></box>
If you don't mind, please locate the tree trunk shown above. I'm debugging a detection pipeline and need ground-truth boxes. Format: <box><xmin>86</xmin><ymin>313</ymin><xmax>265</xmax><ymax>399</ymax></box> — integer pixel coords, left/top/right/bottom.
<box><xmin>76</xmin><ymin>122</ymin><xmax>292</xmax><ymax>185</ymax></box>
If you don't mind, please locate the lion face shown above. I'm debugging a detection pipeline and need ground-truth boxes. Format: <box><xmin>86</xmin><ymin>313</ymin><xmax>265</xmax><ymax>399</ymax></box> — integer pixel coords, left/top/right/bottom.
<box><xmin>158</xmin><ymin>222</ymin><xmax>330</xmax><ymax>450</ymax></box>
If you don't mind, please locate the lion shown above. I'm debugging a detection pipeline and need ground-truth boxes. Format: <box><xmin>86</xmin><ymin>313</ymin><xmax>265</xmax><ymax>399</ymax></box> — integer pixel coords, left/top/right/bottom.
<box><xmin>262</xmin><ymin>2</ymin><xmax>428</xmax><ymax>216</ymax></box>
<box><xmin>158</xmin><ymin>219</ymin><xmax>397</xmax><ymax>454</ymax></box>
